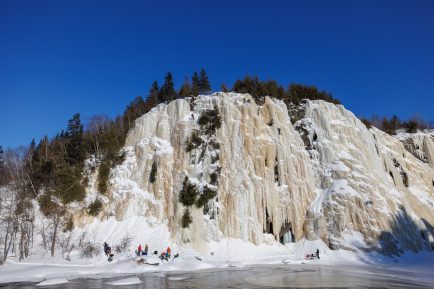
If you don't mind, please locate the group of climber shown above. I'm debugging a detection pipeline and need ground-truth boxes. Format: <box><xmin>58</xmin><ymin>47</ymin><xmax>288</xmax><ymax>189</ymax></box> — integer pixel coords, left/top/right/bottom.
<box><xmin>104</xmin><ymin>241</ymin><xmax>177</xmax><ymax>263</ymax></box>
<box><xmin>135</xmin><ymin>244</ymin><xmax>149</xmax><ymax>256</ymax></box>
<box><xmin>159</xmin><ymin>246</ymin><xmax>171</xmax><ymax>261</ymax></box>
<box><xmin>135</xmin><ymin>244</ymin><xmax>177</xmax><ymax>261</ymax></box>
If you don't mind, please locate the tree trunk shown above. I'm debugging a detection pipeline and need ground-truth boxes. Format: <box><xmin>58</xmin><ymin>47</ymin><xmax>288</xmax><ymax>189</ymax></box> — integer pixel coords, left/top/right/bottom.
<box><xmin>50</xmin><ymin>216</ymin><xmax>59</xmax><ymax>257</ymax></box>
<box><xmin>1</xmin><ymin>225</ymin><xmax>11</xmax><ymax>264</ymax></box>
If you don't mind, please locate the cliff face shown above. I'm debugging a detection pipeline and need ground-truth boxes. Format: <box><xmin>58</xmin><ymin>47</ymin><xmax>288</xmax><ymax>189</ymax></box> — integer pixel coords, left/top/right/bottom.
<box><xmin>86</xmin><ymin>93</ymin><xmax>434</xmax><ymax>254</ymax></box>
<box><xmin>299</xmin><ymin>101</ymin><xmax>434</xmax><ymax>254</ymax></box>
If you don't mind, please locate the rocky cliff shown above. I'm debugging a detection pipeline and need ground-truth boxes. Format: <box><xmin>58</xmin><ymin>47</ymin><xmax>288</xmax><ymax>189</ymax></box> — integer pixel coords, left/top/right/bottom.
<box><xmin>80</xmin><ymin>92</ymin><xmax>434</xmax><ymax>255</ymax></box>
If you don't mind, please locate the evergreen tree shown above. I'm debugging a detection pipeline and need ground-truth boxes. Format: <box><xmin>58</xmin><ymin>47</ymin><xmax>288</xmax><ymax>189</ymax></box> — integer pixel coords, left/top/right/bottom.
<box><xmin>181</xmin><ymin>209</ymin><xmax>193</xmax><ymax>228</ymax></box>
<box><xmin>0</xmin><ymin>145</ymin><xmax>6</xmax><ymax>185</ymax></box>
<box><xmin>405</xmin><ymin>120</ymin><xmax>418</xmax><ymax>133</ymax></box>
<box><xmin>123</xmin><ymin>96</ymin><xmax>146</xmax><ymax>132</ymax></box>
<box><xmin>381</xmin><ymin>115</ymin><xmax>401</xmax><ymax>135</ymax></box>
<box><xmin>26</xmin><ymin>139</ymin><xmax>36</xmax><ymax>173</ymax></box>
<box><xmin>232</xmin><ymin>76</ymin><xmax>261</xmax><ymax>97</ymax></box>
<box><xmin>65</xmin><ymin>113</ymin><xmax>85</xmax><ymax>166</ymax></box>
<box><xmin>0</xmin><ymin>145</ymin><xmax>4</xmax><ymax>168</ymax></box>
<box><xmin>65</xmin><ymin>113</ymin><xmax>82</xmax><ymax>138</ymax></box>
<box><xmin>221</xmin><ymin>83</ymin><xmax>229</xmax><ymax>93</ymax></box>
<box><xmin>179</xmin><ymin>176</ymin><xmax>198</xmax><ymax>206</ymax></box>
<box><xmin>148</xmin><ymin>80</ymin><xmax>160</xmax><ymax>104</ymax></box>
<box><xmin>286</xmin><ymin>84</ymin><xmax>339</xmax><ymax>104</ymax></box>
<box><xmin>149</xmin><ymin>161</ymin><xmax>158</xmax><ymax>183</ymax></box>
<box><xmin>28</xmin><ymin>139</ymin><xmax>36</xmax><ymax>154</ymax></box>
<box><xmin>39</xmin><ymin>136</ymin><xmax>49</xmax><ymax>162</ymax></box>
<box><xmin>198</xmin><ymin>68</ymin><xmax>211</xmax><ymax>94</ymax></box>
<box><xmin>191</xmin><ymin>71</ymin><xmax>199</xmax><ymax>96</ymax></box>
<box><xmin>390</xmin><ymin>115</ymin><xmax>400</xmax><ymax>130</ymax></box>
<box><xmin>54</xmin><ymin>166</ymin><xmax>86</xmax><ymax>203</ymax></box>
<box><xmin>179</xmin><ymin>76</ymin><xmax>192</xmax><ymax>97</ymax></box>
<box><xmin>160</xmin><ymin>72</ymin><xmax>176</xmax><ymax>102</ymax></box>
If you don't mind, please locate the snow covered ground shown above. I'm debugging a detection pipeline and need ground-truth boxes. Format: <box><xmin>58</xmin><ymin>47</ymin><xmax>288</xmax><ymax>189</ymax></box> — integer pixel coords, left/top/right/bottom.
<box><xmin>1</xmin><ymin>236</ymin><xmax>433</xmax><ymax>285</ymax></box>
<box><xmin>1</xmin><ymin>216</ymin><xmax>433</xmax><ymax>285</ymax></box>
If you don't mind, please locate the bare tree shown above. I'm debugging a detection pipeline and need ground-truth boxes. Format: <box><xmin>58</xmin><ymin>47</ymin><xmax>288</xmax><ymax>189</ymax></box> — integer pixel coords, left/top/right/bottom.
<box><xmin>0</xmin><ymin>186</ymin><xmax>18</xmax><ymax>264</ymax></box>
<box><xmin>0</xmin><ymin>148</ymin><xmax>35</xmax><ymax>264</ymax></box>
<box><xmin>58</xmin><ymin>231</ymin><xmax>75</xmax><ymax>260</ymax></box>
<box><xmin>86</xmin><ymin>115</ymin><xmax>111</xmax><ymax>157</ymax></box>
<box><xmin>17</xmin><ymin>205</ymin><xmax>35</xmax><ymax>261</ymax></box>
<box><xmin>47</xmin><ymin>203</ymin><xmax>66</xmax><ymax>257</ymax></box>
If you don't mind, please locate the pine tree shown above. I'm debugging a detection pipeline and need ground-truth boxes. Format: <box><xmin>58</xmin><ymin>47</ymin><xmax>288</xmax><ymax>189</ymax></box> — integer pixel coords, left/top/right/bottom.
<box><xmin>149</xmin><ymin>161</ymin><xmax>158</xmax><ymax>183</ymax></box>
<box><xmin>29</xmin><ymin>139</ymin><xmax>36</xmax><ymax>154</ymax></box>
<box><xmin>198</xmin><ymin>68</ymin><xmax>211</xmax><ymax>94</ymax></box>
<box><xmin>0</xmin><ymin>145</ymin><xmax>4</xmax><ymax>168</ymax></box>
<box><xmin>178</xmin><ymin>176</ymin><xmax>198</xmax><ymax>206</ymax></box>
<box><xmin>65</xmin><ymin>113</ymin><xmax>85</xmax><ymax>166</ymax></box>
<box><xmin>390</xmin><ymin>115</ymin><xmax>400</xmax><ymax>131</ymax></box>
<box><xmin>123</xmin><ymin>96</ymin><xmax>146</xmax><ymax>132</ymax></box>
<box><xmin>221</xmin><ymin>83</ymin><xmax>229</xmax><ymax>93</ymax></box>
<box><xmin>191</xmin><ymin>71</ymin><xmax>199</xmax><ymax>96</ymax></box>
<box><xmin>65</xmin><ymin>114</ymin><xmax>82</xmax><ymax>138</ymax></box>
<box><xmin>0</xmin><ymin>145</ymin><xmax>5</xmax><ymax>185</ymax></box>
<box><xmin>181</xmin><ymin>209</ymin><xmax>193</xmax><ymax>228</ymax></box>
<box><xmin>179</xmin><ymin>76</ymin><xmax>192</xmax><ymax>97</ymax></box>
<box><xmin>160</xmin><ymin>72</ymin><xmax>176</xmax><ymax>102</ymax></box>
<box><xmin>26</xmin><ymin>139</ymin><xmax>36</xmax><ymax>172</ymax></box>
<box><xmin>405</xmin><ymin>120</ymin><xmax>418</xmax><ymax>133</ymax></box>
<box><xmin>37</xmin><ymin>136</ymin><xmax>49</xmax><ymax>163</ymax></box>
<box><xmin>381</xmin><ymin>115</ymin><xmax>401</xmax><ymax>135</ymax></box>
<box><xmin>148</xmin><ymin>80</ymin><xmax>160</xmax><ymax>104</ymax></box>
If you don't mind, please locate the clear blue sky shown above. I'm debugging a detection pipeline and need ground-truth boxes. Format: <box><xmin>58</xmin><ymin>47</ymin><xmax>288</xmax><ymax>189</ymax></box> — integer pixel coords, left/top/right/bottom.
<box><xmin>1</xmin><ymin>0</ymin><xmax>433</xmax><ymax>148</ymax></box>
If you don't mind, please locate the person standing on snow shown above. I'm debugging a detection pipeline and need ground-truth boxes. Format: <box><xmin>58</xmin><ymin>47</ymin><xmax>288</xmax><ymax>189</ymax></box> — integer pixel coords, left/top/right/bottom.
<box><xmin>144</xmin><ymin>244</ymin><xmax>149</xmax><ymax>256</ymax></box>
<box><xmin>316</xmin><ymin>248</ymin><xmax>320</xmax><ymax>259</ymax></box>
<box><xmin>104</xmin><ymin>242</ymin><xmax>110</xmax><ymax>255</ymax></box>
<box><xmin>137</xmin><ymin>244</ymin><xmax>142</xmax><ymax>256</ymax></box>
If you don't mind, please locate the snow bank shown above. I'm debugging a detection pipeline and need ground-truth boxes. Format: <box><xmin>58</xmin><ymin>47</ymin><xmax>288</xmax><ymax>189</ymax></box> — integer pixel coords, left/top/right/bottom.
<box><xmin>36</xmin><ymin>278</ymin><xmax>69</xmax><ymax>286</ymax></box>
<box><xmin>1</xmin><ymin>236</ymin><xmax>433</xmax><ymax>283</ymax></box>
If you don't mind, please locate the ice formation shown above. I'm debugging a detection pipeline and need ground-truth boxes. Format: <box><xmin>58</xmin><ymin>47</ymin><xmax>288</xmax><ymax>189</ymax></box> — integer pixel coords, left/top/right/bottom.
<box><xmin>75</xmin><ymin>92</ymin><xmax>434</xmax><ymax>255</ymax></box>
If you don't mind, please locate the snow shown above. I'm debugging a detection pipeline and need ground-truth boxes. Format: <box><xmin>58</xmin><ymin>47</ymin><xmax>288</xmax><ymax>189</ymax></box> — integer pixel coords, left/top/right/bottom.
<box><xmin>36</xmin><ymin>278</ymin><xmax>69</xmax><ymax>286</ymax></box>
<box><xmin>328</xmin><ymin>161</ymin><xmax>350</xmax><ymax>172</ymax></box>
<box><xmin>408</xmin><ymin>186</ymin><xmax>434</xmax><ymax>209</ymax></box>
<box><xmin>337</xmin><ymin>150</ymin><xmax>354</xmax><ymax>160</ymax></box>
<box><xmin>1</xmin><ymin>236</ymin><xmax>433</xmax><ymax>284</ymax></box>
<box><xmin>330</xmin><ymin>179</ymin><xmax>360</xmax><ymax>197</ymax></box>
<box><xmin>340</xmin><ymin>230</ymin><xmax>368</xmax><ymax>250</ymax></box>
<box><xmin>310</xmin><ymin>180</ymin><xmax>360</xmax><ymax>214</ymax></box>
<box><xmin>310</xmin><ymin>188</ymin><xmax>328</xmax><ymax>214</ymax></box>
<box><xmin>152</xmin><ymin>137</ymin><xmax>174</xmax><ymax>155</ymax></box>
<box><xmin>72</xmin><ymin>216</ymin><xmax>171</xmax><ymax>259</ymax></box>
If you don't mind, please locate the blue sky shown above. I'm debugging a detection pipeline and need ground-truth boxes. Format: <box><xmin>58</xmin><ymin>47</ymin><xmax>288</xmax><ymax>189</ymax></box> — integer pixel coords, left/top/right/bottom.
<box><xmin>1</xmin><ymin>0</ymin><xmax>433</xmax><ymax>148</ymax></box>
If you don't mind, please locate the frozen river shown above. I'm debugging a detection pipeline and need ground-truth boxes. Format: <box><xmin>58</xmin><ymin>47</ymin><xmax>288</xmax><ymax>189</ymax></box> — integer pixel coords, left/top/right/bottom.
<box><xmin>1</xmin><ymin>264</ymin><xmax>433</xmax><ymax>288</ymax></box>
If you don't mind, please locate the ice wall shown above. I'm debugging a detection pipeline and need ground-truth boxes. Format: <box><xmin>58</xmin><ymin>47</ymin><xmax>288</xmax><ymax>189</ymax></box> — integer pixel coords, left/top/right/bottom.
<box><xmin>300</xmin><ymin>101</ymin><xmax>434</xmax><ymax>254</ymax></box>
<box><xmin>82</xmin><ymin>93</ymin><xmax>434</xmax><ymax>254</ymax></box>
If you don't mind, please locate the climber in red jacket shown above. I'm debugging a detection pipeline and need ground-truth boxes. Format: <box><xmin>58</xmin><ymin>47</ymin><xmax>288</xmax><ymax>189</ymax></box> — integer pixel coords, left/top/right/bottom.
<box><xmin>137</xmin><ymin>244</ymin><xmax>142</xmax><ymax>256</ymax></box>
